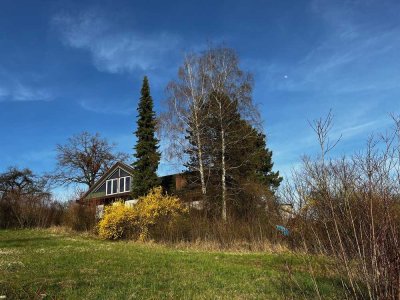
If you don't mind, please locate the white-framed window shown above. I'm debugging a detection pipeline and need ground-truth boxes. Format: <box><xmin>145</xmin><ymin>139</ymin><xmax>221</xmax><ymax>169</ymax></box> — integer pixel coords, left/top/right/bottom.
<box><xmin>119</xmin><ymin>177</ymin><xmax>131</xmax><ymax>193</ymax></box>
<box><xmin>106</xmin><ymin>176</ymin><xmax>131</xmax><ymax>195</ymax></box>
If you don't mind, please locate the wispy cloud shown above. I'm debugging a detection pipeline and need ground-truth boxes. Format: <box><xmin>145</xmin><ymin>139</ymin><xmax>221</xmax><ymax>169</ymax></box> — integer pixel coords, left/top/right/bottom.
<box><xmin>249</xmin><ymin>0</ymin><xmax>400</xmax><ymax>178</ymax></box>
<box><xmin>52</xmin><ymin>10</ymin><xmax>181</xmax><ymax>74</ymax></box>
<box><xmin>336</xmin><ymin>119</ymin><xmax>389</xmax><ymax>140</ymax></box>
<box><xmin>0</xmin><ymin>83</ymin><xmax>52</xmax><ymax>102</ymax></box>
<box><xmin>79</xmin><ymin>99</ymin><xmax>134</xmax><ymax>115</ymax></box>
<box><xmin>0</xmin><ymin>65</ymin><xmax>53</xmax><ymax>102</ymax></box>
<box><xmin>254</xmin><ymin>1</ymin><xmax>400</xmax><ymax>95</ymax></box>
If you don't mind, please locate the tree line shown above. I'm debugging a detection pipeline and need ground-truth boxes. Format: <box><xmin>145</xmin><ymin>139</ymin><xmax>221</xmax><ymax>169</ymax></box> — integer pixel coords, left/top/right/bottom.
<box><xmin>161</xmin><ymin>47</ymin><xmax>282</xmax><ymax>220</ymax></box>
<box><xmin>0</xmin><ymin>45</ymin><xmax>281</xmax><ymax>227</ymax></box>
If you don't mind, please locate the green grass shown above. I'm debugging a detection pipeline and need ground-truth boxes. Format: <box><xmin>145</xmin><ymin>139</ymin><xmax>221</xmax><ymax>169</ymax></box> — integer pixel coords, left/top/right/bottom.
<box><xmin>0</xmin><ymin>229</ymin><xmax>343</xmax><ymax>299</ymax></box>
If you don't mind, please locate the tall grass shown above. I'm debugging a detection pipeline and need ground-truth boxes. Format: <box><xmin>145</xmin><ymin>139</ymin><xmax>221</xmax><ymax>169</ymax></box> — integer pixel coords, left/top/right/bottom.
<box><xmin>151</xmin><ymin>212</ymin><xmax>288</xmax><ymax>251</ymax></box>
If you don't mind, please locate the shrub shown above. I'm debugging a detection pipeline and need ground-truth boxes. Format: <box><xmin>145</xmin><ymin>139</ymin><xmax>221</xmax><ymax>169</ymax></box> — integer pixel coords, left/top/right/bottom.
<box><xmin>97</xmin><ymin>188</ymin><xmax>187</xmax><ymax>241</ymax></box>
<box><xmin>0</xmin><ymin>192</ymin><xmax>65</xmax><ymax>229</ymax></box>
<box><xmin>134</xmin><ymin>187</ymin><xmax>188</xmax><ymax>241</ymax></box>
<box><xmin>282</xmin><ymin>113</ymin><xmax>400</xmax><ymax>299</ymax></box>
<box><xmin>98</xmin><ymin>201</ymin><xmax>137</xmax><ymax>240</ymax></box>
<box><xmin>63</xmin><ymin>202</ymin><xmax>96</xmax><ymax>232</ymax></box>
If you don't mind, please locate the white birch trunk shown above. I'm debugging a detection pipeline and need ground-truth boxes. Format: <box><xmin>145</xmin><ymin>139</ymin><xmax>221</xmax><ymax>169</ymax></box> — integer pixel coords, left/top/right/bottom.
<box><xmin>194</xmin><ymin>112</ymin><xmax>207</xmax><ymax>196</ymax></box>
<box><xmin>221</xmin><ymin>127</ymin><xmax>227</xmax><ymax>221</ymax></box>
<box><xmin>219</xmin><ymin>97</ymin><xmax>227</xmax><ymax>221</ymax></box>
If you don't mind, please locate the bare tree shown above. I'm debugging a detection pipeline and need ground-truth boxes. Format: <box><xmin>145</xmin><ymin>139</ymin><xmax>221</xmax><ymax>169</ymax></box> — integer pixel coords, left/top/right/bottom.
<box><xmin>308</xmin><ymin>109</ymin><xmax>342</xmax><ymax>165</ymax></box>
<box><xmin>0</xmin><ymin>167</ymin><xmax>58</xmax><ymax>228</ymax></box>
<box><xmin>162</xmin><ymin>46</ymin><xmax>261</xmax><ymax>221</ymax></box>
<box><xmin>203</xmin><ymin>47</ymin><xmax>259</xmax><ymax>220</ymax></box>
<box><xmin>52</xmin><ymin>132</ymin><xmax>128</xmax><ymax>188</ymax></box>
<box><xmin>162</xmin><ymin>53</ymin><xmax>214</xmax><ymax>200</ymax></box>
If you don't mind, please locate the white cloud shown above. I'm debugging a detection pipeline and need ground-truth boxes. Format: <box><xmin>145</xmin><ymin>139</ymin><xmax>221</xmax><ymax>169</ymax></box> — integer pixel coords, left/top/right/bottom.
<box><xmin>337</xmin><ymin>119</ymin><xmax>386</xmax><ymax>139</ymax></box>
<box><xmin>13</xmin><ymin>84</ymin><xmax>52</xmax><ymax>101</ymax></box>
<box><xmin>79</xmin><ymin>99</ymin><xmax>134</xmax><ymax>115</ymax></box>
<box><xmin>253</xmin><ymin>1</ymin><xmax>400</xmax><ymax>95</ymax></box>
<box><xmin>52</xmin><ymin>10</ymin><xmax>181</xmax><ymax>73</ymax></box>
<box><xmin>0</xmin><ymin>83</ymin><xmax>52</xmax><ymax>102</ymax></box>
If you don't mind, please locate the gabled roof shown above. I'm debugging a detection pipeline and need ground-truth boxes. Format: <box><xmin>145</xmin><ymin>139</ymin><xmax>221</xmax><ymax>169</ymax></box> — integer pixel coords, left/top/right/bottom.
<box><xmin>81</xmin><ymin>161</ymin><xmax>134</xmax><ymax>200</ymax></box>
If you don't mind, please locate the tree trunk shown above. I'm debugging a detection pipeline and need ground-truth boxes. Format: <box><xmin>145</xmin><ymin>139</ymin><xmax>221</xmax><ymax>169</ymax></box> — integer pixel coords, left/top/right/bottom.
<box><xmin>221</xmin><ymin>127</ymin><xmax>227</xmax><ymax>222</ymax></box>
<box><xmin>194</xmin><ymin>112</ymin><xmax>207</xmax><ymax>197</ymax></box>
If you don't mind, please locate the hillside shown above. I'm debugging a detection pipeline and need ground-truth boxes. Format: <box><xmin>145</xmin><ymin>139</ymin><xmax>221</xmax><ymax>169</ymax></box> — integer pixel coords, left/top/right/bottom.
<box><xmin>0</xmin><ymin>229</ymin><xmax>342</xmax><ymax>299</ymax></box>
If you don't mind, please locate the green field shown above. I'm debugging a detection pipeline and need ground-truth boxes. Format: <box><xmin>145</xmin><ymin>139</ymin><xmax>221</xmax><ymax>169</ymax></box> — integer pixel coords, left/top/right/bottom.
<box><xmin>0</xmin><ymin>229</ymin><xmax>343</xmax><ymax>299</ymax></box>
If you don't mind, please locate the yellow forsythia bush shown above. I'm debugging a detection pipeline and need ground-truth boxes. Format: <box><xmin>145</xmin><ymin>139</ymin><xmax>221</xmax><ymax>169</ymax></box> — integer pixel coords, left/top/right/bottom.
<box><xmin>98</xmin><ymin>201</ymin><xmax>137</xmax><ymax>240</ymax></box>
<box><xmin>134</xmin><ymin>187</ymin><xmax>188</xmax><ymax>240</ymax></box>
<box><xmin>98</xmin><ymin>188</ymin><xmax>187</xmax><ymax>240</ymax></box>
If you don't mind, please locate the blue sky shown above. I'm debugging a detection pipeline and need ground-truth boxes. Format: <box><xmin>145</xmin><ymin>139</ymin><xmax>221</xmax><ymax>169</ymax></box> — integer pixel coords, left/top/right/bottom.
<box><xmin>1</xmin><ymin>0</ymin><xmax>400</xmax><ymax>196</ymax></box>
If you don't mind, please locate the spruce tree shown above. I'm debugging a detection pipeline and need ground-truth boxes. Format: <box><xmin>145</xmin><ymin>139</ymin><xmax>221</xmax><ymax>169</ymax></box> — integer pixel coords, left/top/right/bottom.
<box><xmin>184</xmin><ymin>91</ymin><xmax>282</xmax><ymax>217</ymax></box>
<box><xmin>253</xmin><ymin>132</ymin><xmax>283</xmax><ymax>192</ymax></box>
<box><xmin>132</xmin><ymin>76</ymin><xmax>161</xmax><ymax>198</ymax></box>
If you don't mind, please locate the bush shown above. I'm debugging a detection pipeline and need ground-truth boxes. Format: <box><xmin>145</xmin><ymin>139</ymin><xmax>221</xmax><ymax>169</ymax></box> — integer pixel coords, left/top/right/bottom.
<box><xmin>97</xmin><ymin>188</ymin><xmax>187</xmax><ymax>241</ymax></box>
<box><xmin>281</xmin><ymin>113</ymin><xmax>400</xmax><ymax>299</ymax></box>
<box><xmin>63</xmin><ymin>202</ymin><xmax>96</xmax><ymax>232</ymax></box>
<box><xmin>98</xmin><ymin>201</ymin><xmax>137</xmax><ymax>240</ymax></box>
<box><xmin>0</xmin><ymin>192</ymin><xmax>65</xmax><ymax>229</ymax></box>
<box><xmin>134</xmin><ymin>187</ymin><xmax>188</xmax><ymax>240</ymax></box>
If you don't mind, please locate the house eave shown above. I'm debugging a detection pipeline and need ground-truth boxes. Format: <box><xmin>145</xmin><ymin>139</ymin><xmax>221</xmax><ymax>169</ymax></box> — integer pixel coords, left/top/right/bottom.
<box><xmin>80</xmin><ymin>161</ymin><xmax>134</xmax><ymax>201</ymax></box>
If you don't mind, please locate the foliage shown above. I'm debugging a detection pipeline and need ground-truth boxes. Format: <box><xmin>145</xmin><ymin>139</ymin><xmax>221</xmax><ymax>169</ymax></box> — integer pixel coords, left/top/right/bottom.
<box><xmin>97</xmin><ymin>201</ymin><xmax>137</xmax><ymax>240</ymax></box>
<box><xmin>53</xmin><ymin>132</ymin><xmax>128</xmax><ymax>188</ymax></box>
<box><xmin>134</xmin><ymin>187</ymin><xmax>188</xmax><ymax>240</ymax></box>
<box><xmin>185</xmin><ymin>91</ymin><xmax>282</xmax><ymax>218</ymax></box>
<box><xmin>132</xmin><ymin>76</ymin><xmax>161</xmax><ymax>198</ymax></box>
<box><xmin>98</xmin><ymin>188</ymin><xmax>187</xmax><ymax>241</ymax></box>
<box><xmin>252</xmin><ymin>131</ymin><xmax>283</xmax><ymax>192</ymax></box>
<box><xmin>163</xmin><ymin>46</ymin><xmax>281</xmax><ymax>220</ymax></box>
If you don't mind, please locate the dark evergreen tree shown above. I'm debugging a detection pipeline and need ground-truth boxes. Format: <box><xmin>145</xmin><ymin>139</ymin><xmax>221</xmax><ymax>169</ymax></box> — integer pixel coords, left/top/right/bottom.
<box><xmin>184</xmin><ymin>91</ymin><xmax>282</xmax><ymax>217</ymax></box>
<box><xmin>253</xmin><ymin>132</ymin><xmax>282</xmax><ymax>192</ymax></box>
<box><xmin>132</xmin><ymin>76</ymin><xmax>161</xmax><ymax>198</ymax></box>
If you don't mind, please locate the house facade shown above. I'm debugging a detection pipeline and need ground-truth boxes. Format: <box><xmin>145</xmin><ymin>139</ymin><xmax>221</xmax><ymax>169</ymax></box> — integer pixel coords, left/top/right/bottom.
<box><xmin>80</xmin><ymin>161</ymin><xmax>288</xmax><ymax>220</ymax></box>
<box><xmin>80</xmin><ymin>161</ymin><xmax>199</xmax><ymax>217</ymax></box>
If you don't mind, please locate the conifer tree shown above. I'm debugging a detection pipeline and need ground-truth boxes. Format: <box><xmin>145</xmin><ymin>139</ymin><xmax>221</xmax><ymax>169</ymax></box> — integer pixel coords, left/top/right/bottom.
<box><xmin>185</xmin><ymin>91</ymin><xmax>282</xmax><ymax>217</ymax></box>
<box><xmin>253</xmin><ymin>132</ymin><xmax>282</xmax><ymax>192</ymax></box>
<box><xmin>163</xmin><ymin>46</ymin><xmax>282</xmax><ymax>219</ymax></box>
<box><xmin>132</xmin><ymin>76</ymin><xmax>161</xmax><ymax>198</ymax></box>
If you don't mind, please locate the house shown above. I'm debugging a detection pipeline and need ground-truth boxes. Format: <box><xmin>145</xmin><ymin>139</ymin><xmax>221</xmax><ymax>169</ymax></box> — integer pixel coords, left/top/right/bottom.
<box><xmin>80</xmin><ymin>161</ymin><xmax>201</xmax><ymax>217</ymax></box>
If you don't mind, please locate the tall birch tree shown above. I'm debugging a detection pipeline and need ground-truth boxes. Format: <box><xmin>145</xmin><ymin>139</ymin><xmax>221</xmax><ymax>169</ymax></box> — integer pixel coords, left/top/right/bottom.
<box><xmin>162</xmin><ymin>46</ymin><xmax>261</xmax><ymax>220</ymax></box>
<box><xmin>162</xmin><ymin>54</ymin><xmax>211</xmax><ymax>199</ymax></box>
<box><xmin>202</xmin><ymin>48</ymin><xmax>259</xmax><ymax>221</ymax></box>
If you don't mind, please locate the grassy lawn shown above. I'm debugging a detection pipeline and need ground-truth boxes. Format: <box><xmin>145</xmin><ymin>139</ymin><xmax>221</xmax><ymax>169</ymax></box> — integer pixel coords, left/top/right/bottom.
<box><xmin>0</xmin><ymin>229</ymin><xmax>343</xmax><ymax>299</ymax></box>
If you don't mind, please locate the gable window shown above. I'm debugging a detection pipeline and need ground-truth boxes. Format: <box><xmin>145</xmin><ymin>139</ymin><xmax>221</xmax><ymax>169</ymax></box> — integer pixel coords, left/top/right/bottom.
<box><xmin>120</xmin><ymin>177</ymin><xmax>125</xmax><ymax>192</ymax></box>
<box><xmin>106</xmin><ymin>176</ymin><xmax>131</xmax><ymax>195</ymax></box>
<box><xmin>106</xmin><ymin>181</ymin><xmax>112</xmax><ymax>195</ymax></box>
<box><xmin>112</xmin><ymin>179</ymin><xmax>118</xmax><ymax>194</ymax></box>
<box><xmin>118</xmin><ymin>176</ymin><xmax>131</xmax><ymax>193</ymax></box>
<box><xmin>125</xmin><ymin>176</ymin><xmax>131</xmax><ymax>192</ymax></box>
